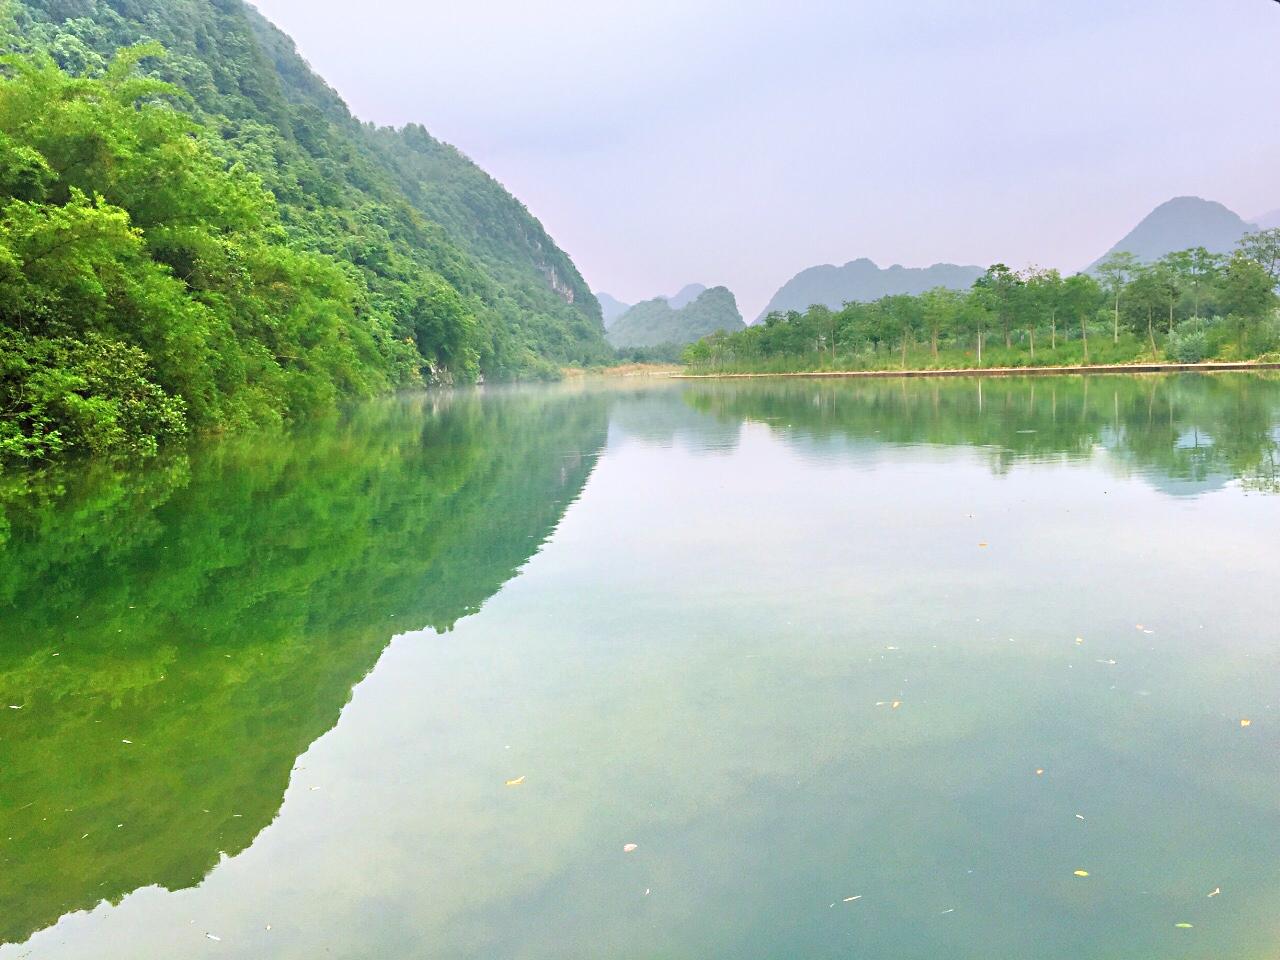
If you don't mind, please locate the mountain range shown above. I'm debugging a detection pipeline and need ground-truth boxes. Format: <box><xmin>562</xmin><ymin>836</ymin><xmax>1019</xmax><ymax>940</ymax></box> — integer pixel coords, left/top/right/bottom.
<box><xmin>607</xmin><ymin>286</ymin><xmax>744</xmax><ymax>349</ymax></box>
<box><xmin>756</xmin><ymin>260</ymin><xmax>985</xmax><ymax>322</ymax></box>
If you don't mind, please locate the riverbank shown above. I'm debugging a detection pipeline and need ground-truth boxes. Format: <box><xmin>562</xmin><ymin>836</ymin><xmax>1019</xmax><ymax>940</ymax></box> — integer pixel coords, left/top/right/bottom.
<box><xmin>674</xmin><ymin>361</ymin><xmax>1280</xmax><ymax>380</ymax></box>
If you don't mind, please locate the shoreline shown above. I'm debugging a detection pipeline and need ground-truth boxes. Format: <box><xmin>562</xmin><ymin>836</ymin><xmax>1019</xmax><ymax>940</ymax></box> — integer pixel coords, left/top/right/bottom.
<box><xmin>672</xmin><ymin>361</ymin><xmax>1280</xmax><ymax>381</ymax></box>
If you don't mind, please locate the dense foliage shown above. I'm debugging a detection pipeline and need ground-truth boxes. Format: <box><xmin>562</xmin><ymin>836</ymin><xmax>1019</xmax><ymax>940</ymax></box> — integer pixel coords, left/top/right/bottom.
<box><xmin>685</xmin><ymin>238</ymin><xmax>1280</xmax><ymax>373</ymax></box>
<box><xmin>0</xmin><ymin>0</ymin><xmax>610</xmax><ymax>467</ymax></box>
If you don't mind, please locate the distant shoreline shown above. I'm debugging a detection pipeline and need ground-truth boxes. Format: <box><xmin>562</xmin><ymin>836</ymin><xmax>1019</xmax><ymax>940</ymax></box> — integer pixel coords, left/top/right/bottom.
<box><xmin>673</xmin><ymin>361</ymin><xmax>1280</xmax><ymax>381</ymax></box>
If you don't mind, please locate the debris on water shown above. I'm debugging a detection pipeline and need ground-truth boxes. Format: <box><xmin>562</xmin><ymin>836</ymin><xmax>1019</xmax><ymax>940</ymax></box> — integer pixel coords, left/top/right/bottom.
<box><xmin>940</xmin><ymin>908</ymin><xmax>955</xmax><ymax>915</ymax></box>
<box><xmin>1075</xmin><ymin>638</ymin><xmax>1084</xmax><ymax>645</ymax></box>
<box><xmin>843</xmin><ymin>896</ymin><xmax>862</xmax><ymax>903</ymax></box>
<box><xmin>8</xmin><ymin>705</ymin><xmax>22</xmax><ymax>710</ymax></box>
<box><xmin>1208</xmin><ymin>887</ymin><xmax>1221</xmax><ymax>897</ymax></box>
<box><xmin>644</xmin><ymin>888</ymin><xmax>650</xmax><ymax>896</ymax></box>
<box><xmin>1075</xmin><ymin>814</ymin><xmax>1086</xmax><ymax>821</ymax></box>
<box><xmin>206</xmin><ymin>932</ymin><xmax>221</xmax><ymax>941</ymax></box>
<box><xmin>1240</xmin><ymin>719</ymin><xmax>1252</xmax><ymax>728</ymax></box>
<box><xmin>623</xmin><ymin>843</ymin><xmax>638</xmax><ymax>853</ymax></box>
<box><xmin>978</xmin><ymin>542</ymin><xmax>989</xmax><ymax>548</ymax></box>
<box><xmin>121</xmin><ymin>739</ymin><xmax>132</xmax><ymax>744</ymax></box>
<box><xmin>891</xmin><ymin>701</ymin><xmax>902</xmax><ymax>710</ymax></box>
<box><xmin>1035</xmin><ymin>768</ymin><xmax>1045</xmax><ymax>776</ymax></box>
<box><xmin>1074</xmin><ymin>870</ymin><xmax>1090</xmax><ymax>878</ymax></box>
<box><xmin>1175</xmin><ymin>923</ymin><xmax>1194</xmax><ymax>929</ymax></box>
<box><xmin>505</xmin><ymin>776</ymin><xmax>526</xmax><ymax>787</ymax></box>
<box><xmin>1096</xmin><ymin>659</ymin><xmax>1117</xmax><ymax>666</ymax></box>
<box><xmin>309</xmin><ymin>786</ymin><xmax>321</xmax><ymax>791</ymax></box>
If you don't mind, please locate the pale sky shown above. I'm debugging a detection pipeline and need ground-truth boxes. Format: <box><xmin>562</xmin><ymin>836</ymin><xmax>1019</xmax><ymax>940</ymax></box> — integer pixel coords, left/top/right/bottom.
<box><xmin>250</xmin><ymin>0</ymin><xmax>1280</xmax><ymax>318</ymax></box>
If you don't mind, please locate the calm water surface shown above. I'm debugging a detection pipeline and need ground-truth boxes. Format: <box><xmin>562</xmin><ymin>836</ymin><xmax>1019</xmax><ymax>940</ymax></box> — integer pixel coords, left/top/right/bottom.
<box><xmin>1</xmin><ymin>374</ymin><xmax>1278</xmax><ymax>959</ymax></box>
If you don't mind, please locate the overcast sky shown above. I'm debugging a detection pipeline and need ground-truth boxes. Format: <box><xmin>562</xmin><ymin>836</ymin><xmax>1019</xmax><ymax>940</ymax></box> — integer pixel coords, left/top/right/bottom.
<box><xmin>250</xmin><ymin>0</ymin><xmax>1280</xmax><ymax>318</ymax></box>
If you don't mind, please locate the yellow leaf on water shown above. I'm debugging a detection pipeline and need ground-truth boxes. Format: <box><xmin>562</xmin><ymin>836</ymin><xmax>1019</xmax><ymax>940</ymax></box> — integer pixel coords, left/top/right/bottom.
<box><xmin>1240</xmin><ymin>719</ymin><xmax>1252</xmax><ymax>728</ymax></box>
<box><xmin>505</xmin><ymin>776</ymin><xmax>526</xmax><ymax>787</ymax></box>
<box><xmin>1175</xmin><ymin>923</ymin><xmax>1194</xmax><ymax>929</ymax></box>
<box><xmin>1035</xmin><ymin>768</ymin><xmax>1045</xmax><ymax>776</ymax></box>
<box><xmin>891</xmin><ymin>701</ymin><xmax>902</xmax><ymax>710</ymax></box>
<box><xmin>1073</xmin><ymin>870</ymin><xmax>1090</xmax><ymax>878</ymax></box>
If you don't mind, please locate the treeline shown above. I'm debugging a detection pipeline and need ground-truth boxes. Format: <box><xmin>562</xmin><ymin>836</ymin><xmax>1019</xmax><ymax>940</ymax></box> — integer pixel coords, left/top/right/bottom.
<box><xmin>0</xmin><ymin>1</ymin><xmax>611</xmax><ymax>468</ymax></box>
<box><xmin>685</xmin><ymin>236</ymin><xmax>1280</xmax><ymax>372</ymax></box>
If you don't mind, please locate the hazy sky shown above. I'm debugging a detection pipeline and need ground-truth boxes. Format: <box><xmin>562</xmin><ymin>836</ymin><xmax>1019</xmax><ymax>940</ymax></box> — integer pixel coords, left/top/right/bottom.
<box><xmin>250</xmin><ymin>0</ymin><xmax>1280</xmax><ymax>318</ymax></box>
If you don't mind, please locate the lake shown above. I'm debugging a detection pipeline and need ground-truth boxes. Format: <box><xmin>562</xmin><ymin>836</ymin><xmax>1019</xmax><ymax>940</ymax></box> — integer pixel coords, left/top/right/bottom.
<box><xmin>1</xmin><ymin>373</ymin><xmax>1278</xmax><ymax>959</ymax></box>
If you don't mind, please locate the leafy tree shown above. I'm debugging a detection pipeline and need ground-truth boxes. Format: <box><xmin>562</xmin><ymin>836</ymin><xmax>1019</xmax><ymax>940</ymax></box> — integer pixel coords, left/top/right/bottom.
<box><xmin>1237</xmin><ymin>228</ymin><xmax>1280</xmax><ymax>285</ymax></box>
<box><xmin>1096</xmin><ymin>251</ymin><xmax>1139</xmax><ymax>344</ymax></box>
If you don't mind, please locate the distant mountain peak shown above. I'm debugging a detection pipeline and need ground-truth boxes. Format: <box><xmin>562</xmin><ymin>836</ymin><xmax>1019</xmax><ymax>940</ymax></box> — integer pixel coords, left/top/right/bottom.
<box><xmin>596</xmin><ymin>292</ymin><xmax>632</xmax><ymax>328</ymax></box>
<box><xmin>1252</xmin><ymin>208</ymin><xmax>1280</xmax><ymax>230</ymax></box>
<box><xmin>663</xmin><ymin>283</ymin><xmax>708</xmax><ymax>310</ymax></box>
<box><xmin>1090</xmin><ymin>196</ymin><xmax>1253</xmax><ymax>269</ymax></box>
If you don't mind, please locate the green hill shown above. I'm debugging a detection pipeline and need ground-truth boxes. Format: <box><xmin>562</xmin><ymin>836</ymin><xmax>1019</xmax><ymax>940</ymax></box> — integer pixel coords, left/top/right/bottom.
<box><xmin>0</xmin><ymin>0</ymin><xmax>609</xmax><ymax>466</ymax></box>
<box><xmin>607</xmin><ymin>286</ymin><xmax>744</xmax><ymax>349</ymax></box>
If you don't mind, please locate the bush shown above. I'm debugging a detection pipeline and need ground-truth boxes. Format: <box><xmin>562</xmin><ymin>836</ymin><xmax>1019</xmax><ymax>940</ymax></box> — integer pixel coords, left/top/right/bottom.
<box><xmin>1167</xmin><ymin>329</ymin><xmax>1209</xmax><ymax>364</ymax></box>
<box><xmin>0</xmin><ymin>332</ymin><xmax>188</xmax><ymax>466</ymax></box>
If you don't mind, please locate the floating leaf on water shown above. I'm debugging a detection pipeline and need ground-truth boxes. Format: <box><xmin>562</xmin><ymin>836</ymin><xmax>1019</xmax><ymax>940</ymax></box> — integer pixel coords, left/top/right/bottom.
<box><xmin>623</xmin><ymin>843</ymin><xmax>638</xmax><ymax>853</ymax></box>
<box><xmin>1175</xmin><ymin>923</ymin><xmax>1194</xmax><ymax>929</ymax></box>
<box><xmin>505</xmin><ymin>776</ymin><xmax>526</xmax><ymax>787</ymax></box>
<box><xmin>1073</xmin><ymin>870</ymin><xmax>1090</xmax><ymax>878</ymax></box>
<box><xmin>1240</xmin><ymin>719</ymin><xmax>1252</xmax><ymax>728</ymax></box>
<box><xmin>891</xmin><ymin>701</ymin><xmax>902</xmax><ymax>710</ymax></box>
<box><xmin>1035</xmin><ymin>769</ymin><xmax>1045</xmax><ymax>776</ymax></box>
<box><xmin>978</xmin><ymin>543</ymin><xmax>989</xmax><ymax>548</ymax></box>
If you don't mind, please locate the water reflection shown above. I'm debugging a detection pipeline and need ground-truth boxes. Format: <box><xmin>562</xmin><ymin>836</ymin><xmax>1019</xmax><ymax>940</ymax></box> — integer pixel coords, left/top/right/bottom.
<box><xmin>681</xmin><ymin>374</ymin><xmax>1280</xmax><ymax>494</ymax></box>
<box><xmin>0</xmin><ymin>390</ymin><xmax>608</xmax><ymax>945</ymax></box>
<box><xmin>0</xmin><ymin>374</ymin><xmax>1277</xmax><ymax>958</ymax></box>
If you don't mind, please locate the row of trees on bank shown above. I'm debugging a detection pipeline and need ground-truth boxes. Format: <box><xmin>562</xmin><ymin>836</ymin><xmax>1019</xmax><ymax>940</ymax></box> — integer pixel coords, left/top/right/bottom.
<box><xmin>685</xmin><ymin>233</ymin><xmax>1280</xmax><ymax>370</ymax></box>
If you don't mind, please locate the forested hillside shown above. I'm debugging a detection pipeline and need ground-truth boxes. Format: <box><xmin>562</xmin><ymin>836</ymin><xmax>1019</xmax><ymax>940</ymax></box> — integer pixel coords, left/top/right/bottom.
<box><xmin>0</xmin><ymin>0</ymin><xmax>609</xmax><ymax>467</ymax></box>
<box><xmin>607</xmin><ymin>286</ymin><xmax>743</xmax><ymax>350</ymax></box>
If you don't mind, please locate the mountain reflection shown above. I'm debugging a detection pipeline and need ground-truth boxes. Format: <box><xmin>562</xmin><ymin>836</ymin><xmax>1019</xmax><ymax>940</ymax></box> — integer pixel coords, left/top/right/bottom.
<box><xmin>0</xmin><ymin>390</ymin><xmax>608</xmax><ymax>945</ymax></box>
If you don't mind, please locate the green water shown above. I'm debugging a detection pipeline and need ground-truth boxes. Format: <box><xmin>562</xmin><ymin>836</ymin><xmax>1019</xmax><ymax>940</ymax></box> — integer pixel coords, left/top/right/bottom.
<box><xmin>1</xmin><ymin>374</ymin><xmax>1277</xmax><ymax>959</ymax></box>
